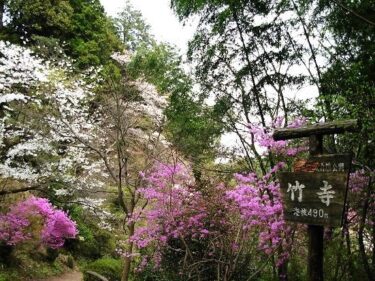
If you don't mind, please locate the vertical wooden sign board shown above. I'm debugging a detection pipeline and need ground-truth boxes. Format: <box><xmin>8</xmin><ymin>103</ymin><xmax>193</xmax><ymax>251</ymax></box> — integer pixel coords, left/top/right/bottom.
<box><xmin>273</xmin><ymin>119</ymin><xmax>359</xmax><ymax>281</ymax></box>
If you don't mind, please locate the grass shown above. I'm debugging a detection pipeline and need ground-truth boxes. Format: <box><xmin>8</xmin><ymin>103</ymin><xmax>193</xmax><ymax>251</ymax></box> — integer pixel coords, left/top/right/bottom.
<box><xmin>0</xmin><ymin>248</ymin><xmax>67</xmax><ymax>281</ymax></box>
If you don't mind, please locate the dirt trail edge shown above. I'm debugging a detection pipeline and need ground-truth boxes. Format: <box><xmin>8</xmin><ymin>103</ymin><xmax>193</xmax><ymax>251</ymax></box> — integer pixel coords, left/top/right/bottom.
<box><xmin>33</xmin><ymin>270</ymin><xmax>83</xmax><ymax>281</ymax></box>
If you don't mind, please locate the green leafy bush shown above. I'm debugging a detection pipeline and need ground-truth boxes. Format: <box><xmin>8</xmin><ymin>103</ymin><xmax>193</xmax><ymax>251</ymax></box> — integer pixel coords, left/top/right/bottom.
<box><xmin>45</xmin><ymin>248</ymin><xmax>59</xmax><ymax>262</ymax></box>
<box><xmin>83</xmin><ymin>257</ymin><xmax>122</xmax><ymax>281</ymax></box>
<box><xmin>64</xmin><ymin>206</ymin><xmax>116</xmax><ymax>259</ymax></box>
<box><xmin>0</xmin><ymin>243</ymin><xmax>13</xmax><ymax>266</ymax></box>
<box><xmin>66</xmin><ymin>227</ymin><xmax>116</xmax><ymax>259</ymax></box>
<box><xmin>67</xmin><ymin>255</ymin><xmax>74</xmax><ymax>269</ymax></box>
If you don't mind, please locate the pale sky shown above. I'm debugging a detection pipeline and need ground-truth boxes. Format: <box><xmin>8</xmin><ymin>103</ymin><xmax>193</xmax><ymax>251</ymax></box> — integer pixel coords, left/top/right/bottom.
<box><xmin>100</xmin><ymin>0</ymin><xmax>197</xmax><ymax>54</ymax></box>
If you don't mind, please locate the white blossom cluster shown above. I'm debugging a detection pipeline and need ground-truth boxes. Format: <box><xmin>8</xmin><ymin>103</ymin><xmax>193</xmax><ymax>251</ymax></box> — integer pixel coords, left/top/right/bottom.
<box><xmin>0</xmin><ymin>41</ymin><xmax>49</xmax><ymax>93</ymax></box>
<box><xmin>133</xmin><ymin>79</ymin><xmax>168</xmax><ymax>124</ymax></box>
<box><xmin>0</xmin><ymin>41</ymin><xmax>104</xmax><ymax>188</ymax></box>
<box><xmin>0</xmin><ymin>41</ymin><xmax>52</xmax><ymax>181</ymax></box>
<box><xmin>110</xmin><ymin>50</ymin><xmax>169</xmax><ymax>125</ymax></box>
<box><xmin>0</xmin><ymin>40</ymin><xmax>173</xmax><ymax>231</ymax></box>
<box><xmin>111</xmin><ymin>51</ymin><xmax>133</xmax><ymax>65</ymax></box>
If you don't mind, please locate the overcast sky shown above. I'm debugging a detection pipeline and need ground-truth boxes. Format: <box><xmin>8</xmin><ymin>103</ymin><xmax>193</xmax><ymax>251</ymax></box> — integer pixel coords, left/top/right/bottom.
<box><xmin>100</xmin><ymin>0</ymin><xmax>197</xmax><ymax>54</ymax></box>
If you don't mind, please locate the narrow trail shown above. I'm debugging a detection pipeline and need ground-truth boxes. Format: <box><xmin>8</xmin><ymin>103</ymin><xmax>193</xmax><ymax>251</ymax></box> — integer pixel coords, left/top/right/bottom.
<box><xmin>33</xmin><ymin>271</ymin><xmax>83</xmax><ymax>281</ymax></box>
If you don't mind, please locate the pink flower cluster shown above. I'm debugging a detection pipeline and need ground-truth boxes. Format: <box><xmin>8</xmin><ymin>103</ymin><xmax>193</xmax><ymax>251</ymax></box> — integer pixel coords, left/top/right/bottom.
<box><xmin>349</xmin><ymin>170</ymin><xmax>370</xmax><ymax>193</ymax></box>
<box><xmin>249</xmin><ymin>117</ymin><xmax>308</xmax><ymax>156</ymax></box>
<box><xmin>226</xmin><ymin>163</ymin><xmax>289</xmax><ymax>258</ymax></box>
<box><xmin>0</xmin><ymin>196</ymin><xmax>78</xmax><ymax>248</ymax></box>
<box><xmin>347</xmin><ymin>170</ymin><xmax>374</xmax><ymax>226</ymax></box>
<box><xmin>131</xmin><ymin>163</ymin><xmax>208</xmax><ymax>265</ymax></box>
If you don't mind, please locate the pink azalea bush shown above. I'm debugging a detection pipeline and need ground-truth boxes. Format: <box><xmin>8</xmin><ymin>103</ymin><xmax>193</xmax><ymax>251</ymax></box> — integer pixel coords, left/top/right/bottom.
<box><xmin>131</xmin><ymin>163</ymin><xmax>208</xmax><ymax>267</ymax></box>
<box><xmin>347</xmin><ymin>169</ymin><xmax>374</xmax><ymax>227</ymax></box>
<box><xmin>131</xmin><ymin>119</ymin><xmax>306</xmax><ymax>268</ymax></box>
<box><xmin>226</xmin><ymin>162</ymin><xmax>289</xmax><ymax>262</ymax></box>
<box><xmin>225</xmin><ymin>118</ymin><xmax>307</xmax><ymax>262</ymax></box>
<box><xmin>349</xmin><ymin>169</ymin><xmax>370</xmax><ymax>194</ymax></box>
<box><xmin>120</xmin><ymin>116</ymin><xmax>374</xmax><ymax>279</ymax></box>
<box><xmin>0</xmin><ymin>196</ymin><xmax>78</xmax><ymax>248</ymax></box>
<box><xmin>130</xmin><ymin>117</ymin><xmax>307</xmax><ymax>273</ymax></box>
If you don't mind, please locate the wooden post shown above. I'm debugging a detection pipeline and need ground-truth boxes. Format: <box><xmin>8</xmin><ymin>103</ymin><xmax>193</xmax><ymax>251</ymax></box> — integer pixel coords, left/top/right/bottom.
<box><xmin>308</xmin><ymin>135</ymin><xmax>324</xmax><ymax>281</ymax></box>
<box><xmin>273</xmin><ymin>119</ymin><xmax>360</xmax><ymax>281</ymax></box>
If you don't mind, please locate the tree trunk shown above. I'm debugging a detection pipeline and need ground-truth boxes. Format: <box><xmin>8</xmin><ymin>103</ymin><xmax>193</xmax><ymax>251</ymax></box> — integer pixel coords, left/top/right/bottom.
<box><xmin>121</xmin><ymin>222</ymin><xmax>135</xmax><ymax>281</ymax></box>
<box><xmin>0</xmin><ymin>0</ymin><xmax>4</xmax><ymax>30</ymax></box>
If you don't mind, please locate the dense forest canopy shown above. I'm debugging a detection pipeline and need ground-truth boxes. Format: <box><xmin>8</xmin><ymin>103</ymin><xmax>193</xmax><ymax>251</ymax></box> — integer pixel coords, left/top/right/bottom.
<box><xmin>0</xmin><ymin>1</ymin><xmax>374</xmax><ymax>281</ymax></box>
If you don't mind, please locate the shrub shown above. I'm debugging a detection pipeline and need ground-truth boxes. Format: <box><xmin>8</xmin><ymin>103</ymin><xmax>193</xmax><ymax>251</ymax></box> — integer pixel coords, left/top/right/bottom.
<box><xmin>66</xmin><ymin>227</ymin><xmax>116</xmax><ymax>259</ymax></box>
<box><xmin>0</xmin><ymin>243</ymin><xmax>13</xmax><ymax>266</ymax></box>
<box><xmin>65</xmin><ymin>206</ymin><xmax>116</xmax><ymax>259</ymax></box>
<box><xmin>83</xmin><ymin>257</ymin><xmax>122</xmax><ymax>281</ymax></box>
<box><xmin>67</xmin><ymin>255</ymin><xmax>74</xmax><ymax>269</ymax></box>
<box><xmin>45</xmin><ymin>248</ymin><xmax>59</xmax><ymax>262</ymax></box>
<box><xmin>0</xmin><ymin>196</ymin><xmax>77</xmax><ymax>248</ymax></box>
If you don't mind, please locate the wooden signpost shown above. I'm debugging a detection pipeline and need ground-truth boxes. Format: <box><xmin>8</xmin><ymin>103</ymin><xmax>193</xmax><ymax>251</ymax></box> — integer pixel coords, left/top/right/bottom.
<box><xmin>273</xmin><ymin>119</ymin><xmax>359</xmax><ymax>281</ymax></box>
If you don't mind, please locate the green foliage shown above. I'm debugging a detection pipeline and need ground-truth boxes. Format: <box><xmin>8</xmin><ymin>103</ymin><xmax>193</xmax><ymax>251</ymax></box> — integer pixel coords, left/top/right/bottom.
<box><xmin>128</xmin><ymin>43</ymin><xmax>224</xmax><ymax>162</ymax></box>
<box><xmin>127</xmin><ymin>43</ymin><xmax>188</xmax><ymax>94</ymax></box>
<box><xmin>135</xmin><ymin>268</ymin><xmax>184</xmax><ymax>281</ymax></box>
<box><xmin>318</xmin><ymin>1</ymin><xmax>375</xmax><ymax>166</ymax></box>
<box><xmin>0</xmin><ymin>271</ymin><xmax>17</xmax><ymax>281</ymax></box>
<box><xmin>67</xmin><ymin>255</ymin><xmax>75</xmax><ymax>269</ymax></box>
<box><xmin>166</xmin><ymin>91</ymin><xmax>224</xmax><ymax>162</ymax></box>
<box><xmin>320</xmin><ymin>61</ymin><xmax>375</xmax><ymax>159</ymax></box>
<box><xmin>83</xmin><ymin>258</ymin><xmax>122</xmax><ymax>281</ymax></box>
<box><xmin>45</xmin><ymin>248</ymin><xmax>59</xmax><ymax>262</ymax></box>
<box><xmin>323</xmin><ymin>233</ymin><xmax>368</xmax><ymax>281</ymax></box>
<box><xmin>114</xmin><ymin>1</ymin><xmax>154</xmax><ymax>51</ymax></box>
<box><xmin>170</xmin><ymin>0</ymin><xmax>210</xmax><ymax>20</ymax></box>
<box><xmin>0</xmin><ymin>247</ymin><xmax>65</xmax><ymax>281</ymax></box>
<box><xmin>29</xmin><ymin>35</ymin><xmax>66</xmax><ymax>60</ymax></box>
<box><xmin>0</xmin><ymin>243</ymin><xmax>13</xmax><ymax>266</ymax></box>
<box><xmin>169</xmin><ymin>0</ymin><xmax>307</xmax><ymax>175</ymax></box>
<box><xmin>3</xmin><ymin>0</ymin><xmax>121</xmax><ymax>68</ymax></box>
<box><xmin>287</xmin><ymin>246</ymin><xmax>307</xmax><ymax>281</ymax></box>
<box><xmin>65</xmin><ymin>206</ymin><xmax>116</xmax><ymax>260</ymax></box>
<box><xmin>6</xmin><ymin>0</ymin><xmax>73</xmax><ymax>38</ymax></box>
<box><xmin>68</xmin><ymin>0</ymin><xmax>121</xmax><ymax>68</ymax></box>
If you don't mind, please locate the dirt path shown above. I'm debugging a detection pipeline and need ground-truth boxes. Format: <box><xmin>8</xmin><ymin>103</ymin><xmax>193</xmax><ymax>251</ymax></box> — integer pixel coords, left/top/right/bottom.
<box><xmin>34</xmin><ymin>271</ymin><xmax>83</xmax><ymax>281</ymax></box>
